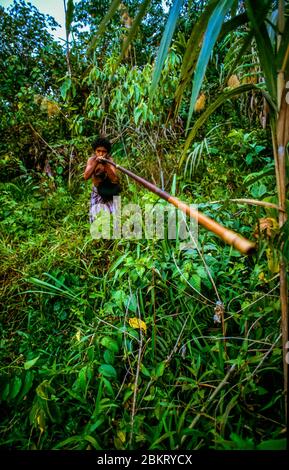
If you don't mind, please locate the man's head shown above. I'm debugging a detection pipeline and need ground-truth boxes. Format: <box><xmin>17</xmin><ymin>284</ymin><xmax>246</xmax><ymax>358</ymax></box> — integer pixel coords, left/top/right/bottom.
<box><xmin>92</xmin><ymin>137</ymin><xmax>112</xmax><ymax>155</ymax></box>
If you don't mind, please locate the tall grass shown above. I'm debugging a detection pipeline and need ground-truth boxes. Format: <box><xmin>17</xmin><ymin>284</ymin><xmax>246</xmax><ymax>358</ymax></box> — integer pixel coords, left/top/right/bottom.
<box><xmin>0</xmin><ymin>174</ymin><xmax>285</xmax><ymax>450</ymax></box>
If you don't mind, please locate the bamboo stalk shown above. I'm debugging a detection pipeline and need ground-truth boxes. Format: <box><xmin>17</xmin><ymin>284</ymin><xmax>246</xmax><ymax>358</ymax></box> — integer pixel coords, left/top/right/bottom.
<box><xmin>276</xmin><ymin>112</ymin><xmax>288</xmax><ymax>415</ymax></box>
<box><xmin>276</xmin><ymin>0</ymin><xmax>288</xmax><ymax>418</ymax></box>
<box><xmin>101</xmin><ymin>159</ymin><xmax>256</xmax><ymax>255</ymax></box>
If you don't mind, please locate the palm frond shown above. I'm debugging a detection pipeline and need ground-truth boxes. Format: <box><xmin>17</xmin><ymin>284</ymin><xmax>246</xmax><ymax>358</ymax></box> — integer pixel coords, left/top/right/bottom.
<box><xmin>120</xmin><ymin>0</ymin><xmax>151</xmax><ymax>62</ymax></box>
<box><xmin>150</xmin><ymin>0</ymin><xmax>184</xmax><ymax>98</ymax></box>
<box><xmin>219</xmin><ymin>12</ymin><xmax>248</xmax><ymax>40</ymax></box>
<box><xmin>186</xmin><ymin>0</ymin><xmax>235</xmax><ymax>132</ymax></box>
<box><xmin>245</xmin><ymin>0</ymin><xmax>277</xmax><ymax>100</ymax></box>
<box><xmin>174</xmin><ymin>0</ymin><xmax>219</xmax><ymax>115</ymax></box>
<box><xmin>87</xmin><ymin>0</ymin><xmax>122</xmax><ymax>56</ymax></box>
<box><xmin>223</xmin><ymin>31</ymin><xmax>254</xmax><ymax>83</ymax></box>
<box><xmin>179</xmin><ymin>83</ymin><xmax>261</xmax><ymax>166</ymax></box>
<box><xmin>184</xmin><ymin>124</ymin><xmax>220</xmax><ymax>177</ymax></box>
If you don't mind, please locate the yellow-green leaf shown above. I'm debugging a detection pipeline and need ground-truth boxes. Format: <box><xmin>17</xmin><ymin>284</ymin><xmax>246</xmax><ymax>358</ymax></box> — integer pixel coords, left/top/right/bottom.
<box><xmin>129</xmin><ymin>317</ymin><xmax>147</xmax><ymax>333</ymax></box>
<box><xmin>24</xmin><ymin>356</ymin><xmax>40</xmax><ymax>370</ymax></box>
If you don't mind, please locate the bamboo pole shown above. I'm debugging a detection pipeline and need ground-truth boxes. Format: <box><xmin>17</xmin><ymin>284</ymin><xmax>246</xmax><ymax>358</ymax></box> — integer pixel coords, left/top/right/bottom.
<box><xmin>101</xmin><ymin>159</ymin><xmax>256</xmax><ymax>255</ymax></box>
<box><xmin>277</xmin><ymin>0</ymin><xmax>288</xmax><ymax>417</ymax></box>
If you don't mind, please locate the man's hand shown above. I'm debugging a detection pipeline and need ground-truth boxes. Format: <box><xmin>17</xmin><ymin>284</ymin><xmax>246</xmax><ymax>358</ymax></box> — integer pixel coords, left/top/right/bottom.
<box><xmin>96</xmin><ymin>157</ymin><xmax>106</xmax><ymax>163</ymax></box>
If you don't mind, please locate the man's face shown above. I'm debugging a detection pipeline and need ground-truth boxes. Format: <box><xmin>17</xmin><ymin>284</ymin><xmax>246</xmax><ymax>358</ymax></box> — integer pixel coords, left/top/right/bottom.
<box><xmin>95</xmin><ymin>146</ymin><xmax>108</xmax><ymax>158</ymax></box>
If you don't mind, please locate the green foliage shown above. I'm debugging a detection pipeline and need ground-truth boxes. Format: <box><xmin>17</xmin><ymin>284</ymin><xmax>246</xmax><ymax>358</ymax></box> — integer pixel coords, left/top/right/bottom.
<box><xmin>0</xmin><ymin>0</ymin><xmax>65</xmax><ymax>127</ymax></box>
<box><xmin>0</xmin><ymin>172</ymin><xmax>284</xmax><ymax>449</ymax></box>
<box><xmin>0</xmin><ymin>0</ymin><xmax>286</xmax><ymax>452</ymax></box>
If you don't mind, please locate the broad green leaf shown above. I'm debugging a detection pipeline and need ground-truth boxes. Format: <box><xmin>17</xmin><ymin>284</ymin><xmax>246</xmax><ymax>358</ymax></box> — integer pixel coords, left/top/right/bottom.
<box><xmin>257</xmin><ymin>438</ymin><xmax>287</xmax><ymax>450</ymax></box>
<box><xmin>103</xmin><ymin>349</ymin><xmax>115</xmax><ymax>365</ymax></box>
<box><xmin>2</xmin><ymin>383</ymin><xmax>10</xmax><ymax>401</ymax></box>
<box><xmin>244</xmin><ymin>168</ymin><xmax>274</xmax><ymax>185</ymax></box>
<box><xmin>144</xmin><ymin>394</ymin><xmax>154</xmax><ymax>401</ymax></box>
<box><xmin>186</xmin><ymin>0</ymin><xmax>235</xmax><ymax>131</ymax></box>
<box><xmin>189</xmin><ymin>274</ymin><xmax>201</xmax><ymax>292</ymax></box>
<box><xmin>98</xmin><ymin>364</ymin><xmax>117</xmax><ymax>379</ymax></box>
<box><xmin>102</xmin><ymin>377</ymin><xmax>114</xmax><ymax>397</ymax></box>
<box><xmin>196</xmin><ymin>265</ymin><xmax>208</xmax><ymax>279</ymax></box>
<box><xmin>24</xmin><ymin>356</ymin><xmax>40</xmax><ymax>370</ymax></box>
<box><xmin>134</xmin><ymin>106</ymin><xmax>143</xmax><ymax>126</ymax></box>
<box><xmin>250</xmin><ymin>183</ymin><xmax>267</xmax><ymax>198</ymax></box>
<box><xmin>123</xmin><ymin>389</ymin><xmax>133</xmax><ymax>403</ymax></box>
<box><xmin>140</xmin><ymin>364</ymin><xmax>151</xmax><ymax>377</ymax></box>
<box><xmin>18</xmin><ymin>371</ymin><xmax>34</xmax><ymax>401</ymax></box>
<box><xmin>150</xmin><ymin>0</ymin><xmax>184</xmax><ymax>97</ymax></box>
<box><xmin>170</xmin><ymin>174</ymin><xmax>177</xmax><ymax>196</ymax></box>
<box><xmin>9</xmin><ymin>376</ymin><xmax>22</xmax><ymax>400</ymax></box>
<box><xmin>125</xmin><ymin>294</ymin><xmax>138</xmax><ymax>313</ymax></box>
<box><xmin>100</xmin><ymin>336</ymin><xmax>119</xmax><ymax>353</ymax></box>
<box><xmin>77</xmin><ymin>366</ymin><xmax>89</xmax><ymax>394</ymax></box>
<box><xmin>60</xmin><ymin>78</ymin><xmax>72</xmax><ymax>100</ymax></box>
<box><xmin>154</xmin><ymin>361</ymin><xmax>165</xmax><ymax>378</ymax></box>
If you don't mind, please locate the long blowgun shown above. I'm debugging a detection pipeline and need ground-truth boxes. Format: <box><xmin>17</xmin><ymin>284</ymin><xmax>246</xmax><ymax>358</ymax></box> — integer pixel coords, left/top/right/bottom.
<box><xmin>102</xmin><ymin>159</ymin><xmax>256</xmax><ymax>255</ymax></box>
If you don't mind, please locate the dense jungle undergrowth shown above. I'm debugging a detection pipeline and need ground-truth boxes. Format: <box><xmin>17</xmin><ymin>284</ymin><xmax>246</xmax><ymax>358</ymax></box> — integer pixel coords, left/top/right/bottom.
<box><xmin>0</xmin><ymin>0</ymin><xmax>288</xmax><ymax>451</ymax></box>
<box><xmin>0</xmin><ymin>130</ymin><xmax>286</xmax><ymax>450</ymax></box>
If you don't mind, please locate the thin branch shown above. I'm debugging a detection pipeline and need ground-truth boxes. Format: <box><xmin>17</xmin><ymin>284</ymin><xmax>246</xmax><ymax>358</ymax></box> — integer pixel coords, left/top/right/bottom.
<box><xmin>251</xmin><ymin>333</ymin><xmax>282</xmax><ymax>376</ymax></box>
<box><xmin>179</xmin><ymin>364</ymin><xmax>236</xmax><ymax>447</ymax></box>
<box><xmin>214</xmin><ymin>333</ymin><xmax>282</xmax><ymax>412</ymax></box>
<box><xmin>138</xmin><ymin>316</ymin><xmax>189</xmax><ymax>410</ymax></box>
<box><xmin>28</xmin><ymin>123</ymin><xmax>63</xmax><ymax>159</ymax></box>
<box><xmin>234</xmin><ymin>284</ymin><xmax>280</xmax><ymax>314</ymax></box>
<box><xmin>165</xmin><ymin>315</ymin><xmax>189</xmax><ymax>364</ymax></box>
<box><xmin>205</xmin><ymin>198</ymin><xmax>284</xmax><ymax>212</ymax></box>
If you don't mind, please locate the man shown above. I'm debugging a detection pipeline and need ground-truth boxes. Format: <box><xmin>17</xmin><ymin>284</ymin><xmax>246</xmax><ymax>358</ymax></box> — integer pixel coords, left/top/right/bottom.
<box><xmin>84</xmin><ymin>138</ymin><xmax>120</xmax><ymax>223</ymax></box>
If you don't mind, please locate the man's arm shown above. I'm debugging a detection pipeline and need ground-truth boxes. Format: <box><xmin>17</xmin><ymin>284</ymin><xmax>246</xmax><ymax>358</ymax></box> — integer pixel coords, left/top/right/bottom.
<box><xmin>104</xmin><ymin>157</ymin><xmax>119</xmax><ymax>183</ymax></box>
<box><xmin>84</xmin><ymin>156</ymin><xmax>97</xmax><ymax>180</ymax></box>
